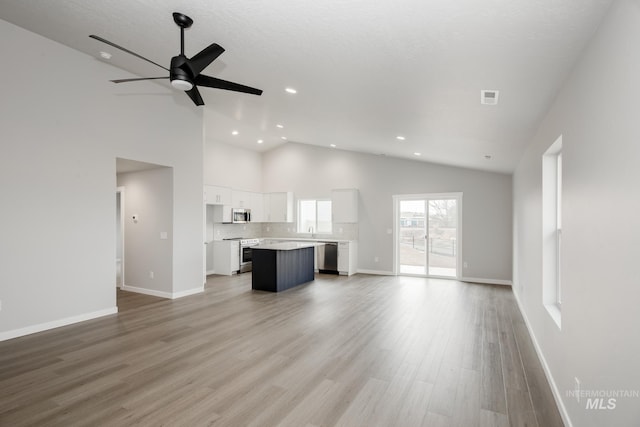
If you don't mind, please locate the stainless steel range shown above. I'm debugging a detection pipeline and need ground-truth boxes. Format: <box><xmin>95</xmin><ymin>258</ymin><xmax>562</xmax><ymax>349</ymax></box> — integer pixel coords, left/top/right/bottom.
<box><xmin>224</xmin><ymin>238</ymin><xmax>261</xmax><ymax>273</ymax></box>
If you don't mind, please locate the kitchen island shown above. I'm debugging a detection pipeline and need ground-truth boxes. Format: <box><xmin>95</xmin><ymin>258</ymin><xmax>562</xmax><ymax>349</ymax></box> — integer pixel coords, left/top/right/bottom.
<box><xmin>251</xmin><ymin>242</ymin><xmax>322</xmax><ymax>292</ymax></box>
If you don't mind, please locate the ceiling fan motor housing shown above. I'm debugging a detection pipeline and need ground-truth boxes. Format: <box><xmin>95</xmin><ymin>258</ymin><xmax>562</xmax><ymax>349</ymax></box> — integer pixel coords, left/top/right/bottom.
<box><xmin>170</xmin><ymin>55</ymin><xmax>194</xmax><ymax>90</ymax></box>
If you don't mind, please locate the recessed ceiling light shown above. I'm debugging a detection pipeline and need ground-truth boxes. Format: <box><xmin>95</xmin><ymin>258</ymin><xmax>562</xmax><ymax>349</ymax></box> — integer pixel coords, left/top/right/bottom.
<box><xmin>231</xmin><ymin>130</ymin><xmax>239</xmax><ymax>136</ymax></box>
<box><xmin>396</xmin><ymin>136</ymin><xmax>406</xmax><ymax>141</ymax></box>
<box><xmin>276</xmin><ymin>124</ymin><xmax>284</xmax><ymax>129</ymax></box>
<box><xmin>414</xmin><ymin>152</ymin><xmax>421</xmax><ymax>156</ymax></box>
<box><xmin>330</xmin><ymin>144</ymin><xmax>337</xmax><ymax>148</ymax></box>
<box><xmin>99</xmin><ymin>51</ymin><xmax>112</xmax><ymax>60</ymax></box>
<box><xmin>257</xmin><ymin>139</ymin><xmax>264</xmax><ymax>144</ymax></box>
<box><xmin>285</xmin><ymin>87</ymin><xmax>297</xmax><ymax>94</ymax></box>
<box><xmin>484</xmin><ymin>155</ymin><xmax>492</xmax><ymax>160</ymax></box>
<box><xmin>281</xmin><ymin>136</ymin><xmax>287</xmax><ymax>140</ymax></box>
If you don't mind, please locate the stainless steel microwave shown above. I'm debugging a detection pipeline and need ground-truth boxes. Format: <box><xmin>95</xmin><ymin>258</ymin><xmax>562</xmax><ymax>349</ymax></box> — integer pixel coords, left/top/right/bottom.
<box><xmin>232</xmin><ymin>208</ymin><xmax>251</xmax><ymax>223</ymax></box>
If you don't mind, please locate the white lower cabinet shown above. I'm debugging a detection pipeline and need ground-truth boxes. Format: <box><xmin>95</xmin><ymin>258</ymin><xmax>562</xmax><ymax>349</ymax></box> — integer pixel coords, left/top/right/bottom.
<box><xmin>338</xmin><ymin>241</ymin><xmax>358</xmax><ymax>276</ymax></box>
<box><xmin>212</xmin><ymin>240</ymin><xmax>240</xmax><ymax>275</ymax></box>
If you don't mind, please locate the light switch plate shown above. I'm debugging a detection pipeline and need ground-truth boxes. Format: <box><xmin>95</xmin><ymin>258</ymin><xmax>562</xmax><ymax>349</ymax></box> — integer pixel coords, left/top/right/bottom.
<box><xmin>160</xmin><ymin>232</ymin><xmax>168</xmax><ymax>240</ymax></box>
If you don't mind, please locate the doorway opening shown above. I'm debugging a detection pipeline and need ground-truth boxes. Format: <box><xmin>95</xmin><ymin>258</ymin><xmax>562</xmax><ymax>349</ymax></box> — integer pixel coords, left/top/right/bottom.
<box><xmin>115</xmin><ymin>157</ymin><xmax>173</xmax><ymax>307</ymax></box>
<box><xmin>394</xmin><ymin>193</ymin><xmax>462</xmax><ymax>278</ymax></box>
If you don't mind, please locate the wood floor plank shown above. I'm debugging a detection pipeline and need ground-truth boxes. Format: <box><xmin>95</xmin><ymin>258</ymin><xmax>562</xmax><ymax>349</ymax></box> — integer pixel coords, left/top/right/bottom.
<box><xmin>452</xmin><ymin>368</ymin><xmax>482</xmax><ymax>427</ymax></box>
<box><xmin>0</xmin><ymin>274</ymin><xmax>564</xmax><ymax>426</ymax></box>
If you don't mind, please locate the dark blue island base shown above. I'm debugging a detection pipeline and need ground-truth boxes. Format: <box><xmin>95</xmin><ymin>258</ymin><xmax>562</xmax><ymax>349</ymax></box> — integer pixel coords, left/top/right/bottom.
<box><xmin>251</xmin><ymin>244</ymin><xmax>316</xmax><ymax>292</ymax></box>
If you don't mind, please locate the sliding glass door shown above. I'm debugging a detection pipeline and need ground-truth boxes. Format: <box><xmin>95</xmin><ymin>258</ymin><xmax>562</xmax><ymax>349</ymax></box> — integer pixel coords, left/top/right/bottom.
<box><xmin>396</xmin><ymin>194</ymin><xmax>461</xmax><ymax>278</ymax></box>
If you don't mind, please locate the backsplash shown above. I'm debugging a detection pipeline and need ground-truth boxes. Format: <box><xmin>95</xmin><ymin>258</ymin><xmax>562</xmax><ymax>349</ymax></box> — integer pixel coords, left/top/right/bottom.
<box><xmin>210</xmin><ymin>223</ymin><xmax>263</xmax><ymax>241</ymax></box>
<box><xmin>261</xmin><ymin>222</ymin><xmax>359</xmax><ymax>241</ymax></box>
<box><xmin>210</xmin><ymin>222</ymin><xmax>359</xmax><ymax>241</ymax></box>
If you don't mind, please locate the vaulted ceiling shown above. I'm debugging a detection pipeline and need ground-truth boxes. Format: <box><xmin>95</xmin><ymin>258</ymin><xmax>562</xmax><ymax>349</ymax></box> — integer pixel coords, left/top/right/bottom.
<box><xmin>0</xmin><ymin>0</ymin><xmax>613</xmax><ymax>172</ymax></box>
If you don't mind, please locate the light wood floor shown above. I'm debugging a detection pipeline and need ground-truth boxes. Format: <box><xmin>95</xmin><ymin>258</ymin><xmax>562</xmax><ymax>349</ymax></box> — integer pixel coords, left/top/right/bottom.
<box><xmin>0</xmin><ymin>274</ymin><xmax>564</xmax><ymax>426</ymax></box>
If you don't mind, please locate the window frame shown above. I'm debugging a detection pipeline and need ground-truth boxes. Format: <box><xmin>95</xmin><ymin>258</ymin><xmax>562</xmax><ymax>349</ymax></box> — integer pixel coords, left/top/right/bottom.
<box><xmin>542</xmin><ymin>136</ymin><xmax>562</xmax><ymax>328</ymax></box>
<box><xmin>297</xmin><ymin>198</ymin><xmax>332</xmax><ymax>234</ymax></box>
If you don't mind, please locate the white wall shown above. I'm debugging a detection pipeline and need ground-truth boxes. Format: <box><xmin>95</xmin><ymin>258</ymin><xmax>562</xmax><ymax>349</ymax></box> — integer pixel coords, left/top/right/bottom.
<box><xmin>117</xmin><ymin>168</ymin><xmax>173</xmax><ymax>295</ymax></box>
<box><xmin>513</xmin><ymin>1</ymin><xmax>640</xmax><ymax>425</ymax></box>
<box><xmin>0</xmin><ymin>19</ymin><xmax>204</xmax><ymax>339</ymax></box>
<box><xmin>261</xmin><ymin>142</ymin><xmax>512</xmax><ymax>279</ymax></box>
<box><xmin>204</xmin><ymin>141</ymin><xmax>263</xmax><ymax>192</ymax></box>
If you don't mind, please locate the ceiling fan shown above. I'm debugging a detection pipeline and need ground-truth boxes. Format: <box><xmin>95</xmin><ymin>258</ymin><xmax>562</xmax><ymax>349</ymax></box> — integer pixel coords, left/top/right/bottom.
<box><xmin>90</xmin><ymin>12</ymin><xmax>263</xmax><ymax>106</ymax></box>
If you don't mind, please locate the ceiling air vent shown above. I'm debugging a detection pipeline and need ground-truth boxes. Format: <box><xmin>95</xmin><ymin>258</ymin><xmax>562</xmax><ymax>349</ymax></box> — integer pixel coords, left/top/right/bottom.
<box><xmin>481</xmin><ymin>90</ymin><xmax>499</xmax><ymax>105</ymax></box>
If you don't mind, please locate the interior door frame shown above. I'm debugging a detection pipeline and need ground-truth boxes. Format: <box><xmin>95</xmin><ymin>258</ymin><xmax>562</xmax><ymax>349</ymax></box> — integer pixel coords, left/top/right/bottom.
<box><xmin>116</xmin><ymin>186</ymin><xmax>125</xmax><ymax>288</ymax></box>
<box><xmin>393</xmin><ymin>192</ymin><xmax>463</xmax><ymax>279</ymax></box>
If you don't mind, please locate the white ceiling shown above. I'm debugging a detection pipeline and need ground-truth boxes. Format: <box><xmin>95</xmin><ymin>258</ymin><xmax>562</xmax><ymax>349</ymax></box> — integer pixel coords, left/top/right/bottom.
<box><xmin>0</xmin><ymin>0</ymin><xmax>613</xmax><ymax>173</ymax></box>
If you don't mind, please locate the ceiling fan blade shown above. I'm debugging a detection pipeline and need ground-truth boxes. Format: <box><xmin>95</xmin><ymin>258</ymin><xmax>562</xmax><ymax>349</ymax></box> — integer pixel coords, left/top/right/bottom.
<box><xmin>195</xmin><ymin>75</ymin><xmax>263</xmax><ymax>96</ymax></box>
<box><xmin>111</xmin><ymin>77</ymin><xmax>169</xmax><ymax>83</ymax></box>
<box><xmin>185</xmin><ymin>86</ymin><xmax>204</xmax><ymax>106</ymax></box>
<box><xmin>189</xmin><ymin>43</ymin><xmax>225</xmax><ymax>76</ymax></box>
<box><xmin>89</xmin><ymin>35</ymin><xmax>169</xmax><ymax>71</ymax></box>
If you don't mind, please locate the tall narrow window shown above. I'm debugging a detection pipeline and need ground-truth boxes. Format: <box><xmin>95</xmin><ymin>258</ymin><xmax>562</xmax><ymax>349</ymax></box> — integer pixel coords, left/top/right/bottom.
<box><xmin>298</xmin><ymin>199</ymin><xmax>332</xmax><ymax>234</ymax></box>
<box><xmin>542</xmin><ymin>136</ymin><xmax>562</xmax><ymax>328</ymax></box>
<box><xmin>556</xmin><ymin>152</ymin><xmax>562</xmax><ymax>306</ymax></box>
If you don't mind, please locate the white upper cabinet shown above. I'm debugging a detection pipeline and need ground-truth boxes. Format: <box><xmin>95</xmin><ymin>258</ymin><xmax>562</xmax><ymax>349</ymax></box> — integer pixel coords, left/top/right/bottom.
<box><xmin>205</xmin><ymin>186</ymin><xmax>289</xmax><ymax>223</ymax></box>
<box><xmin>331</xmin><ymin>189</ymin><xmax>359</xmax><ymax>223</ymax></box>
<box><xmin>232</xmin><ymin>190</ymin><xmax>263</xmax><ymax>221</ymax></box>
<box><xmin>204</xmin><ymin>185</ymin><xmax>232</xmax><ymax>205</ymax></box>
<box><xmin>264</xmin><ymin>192</ymin><xmax>294</xmax><ymax>223</ymax></box>
<box><xmin>249</xmin><ymin>192</ymin><xmax>264</xmax><ymax>222</ymax></box>
<box><xmin>232</xmin><ymin>190</ymin><xmax>251</xmax><ymax>208</ymax></box>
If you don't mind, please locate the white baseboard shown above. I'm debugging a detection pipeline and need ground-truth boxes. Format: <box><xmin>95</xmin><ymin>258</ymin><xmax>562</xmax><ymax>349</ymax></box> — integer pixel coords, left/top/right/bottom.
<box><xmin>356</xmin><ymin>269</ymin><xmax>395</xmax><ymax>276</ymax></box>
<box><xmin>461</xmin><ymin>277</ymin><xmax>512</xmax><ymax>286</ymax></box>
<box><xmin>512</xmin><ymin>290</ymin><xmax>573</xmax><ymax>427</ymax></box>
<box><xmin>121</xmin><ymin>284</ymin><xmax>204</xmax><ymax>300</ymax></box>
<box><xmin>121</xmin><ymin>285</ymin><xmax>172</xmax><ymax>299</ymax></box>
<box><xmin>0</xmin><ymin>307</ymin><xmax>118</xmax><ymax>342</ymax></box>
<box><xmin>172</xmin><ymin>287</ymin><xmax>204</xmax><ymax>299</ymax></box>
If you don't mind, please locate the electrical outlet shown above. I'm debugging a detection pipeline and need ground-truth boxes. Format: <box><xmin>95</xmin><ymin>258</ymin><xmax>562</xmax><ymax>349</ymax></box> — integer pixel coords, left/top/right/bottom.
<box><xmin>149</xmin><ymin>271</ymin><xmax>154</xmax><ymax>279</ymax></box>
<box><xmin>574</xmin><ymin>377</ymin><xmax>580</xmax><ymax>402</ymax></box>
<box><xmin>374</xmin><ymin>256</ymin><xmax>379</xmax><ymax>263</ymax></box>
<box><xmin>463</xmin><ymin>261</ymin><xmax>468</xmax><ymax>268</ymax></box>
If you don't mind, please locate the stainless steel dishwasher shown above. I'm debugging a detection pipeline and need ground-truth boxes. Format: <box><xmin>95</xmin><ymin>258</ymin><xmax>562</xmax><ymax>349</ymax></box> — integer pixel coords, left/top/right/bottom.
<box><xmin>317</xmin><ymin>242</ymin><xmax>339</xmax><ymax>274</ymax></box>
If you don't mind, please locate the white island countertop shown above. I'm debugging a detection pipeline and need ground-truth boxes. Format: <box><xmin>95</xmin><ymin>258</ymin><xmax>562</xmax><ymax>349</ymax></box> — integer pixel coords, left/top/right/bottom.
<box><xmin>264</xmin><ymin>237</ymin><xmax>354</xmax><ymax>243</ymax></box>
<box><xmin>253</xmin><ymin>242</ymin><xmax>325</xmax><ymax>251</ymax></box>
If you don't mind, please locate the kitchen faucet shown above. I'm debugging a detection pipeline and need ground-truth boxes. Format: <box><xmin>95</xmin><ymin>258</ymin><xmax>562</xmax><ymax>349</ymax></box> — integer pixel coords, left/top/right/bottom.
<box><xmin>308</xmin><ymin>226</ymin><xmax>314</xmax><ymax>234</ymax></box>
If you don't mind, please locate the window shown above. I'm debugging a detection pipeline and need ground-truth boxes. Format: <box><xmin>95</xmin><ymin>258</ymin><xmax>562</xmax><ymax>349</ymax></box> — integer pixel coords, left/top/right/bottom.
<box><xmin>542</xmin><ymin>136</ymin><xmax>562</xmax><ymax>328</ymax></box>
<box><xmin>298</xmin><ymin>199</ymin><xmax>332</xmax><ymax>234</ymax></box>
<box><xmin>556</xmin><ymin>152</ymin><xmax>562</xmax><ymax>306</ymax></box>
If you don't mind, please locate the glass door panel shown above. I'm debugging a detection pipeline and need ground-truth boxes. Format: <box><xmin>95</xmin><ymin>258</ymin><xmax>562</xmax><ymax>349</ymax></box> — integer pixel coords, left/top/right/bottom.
<box><xmin>399</xmin><ymin>200</ymin><xmax>427</xmax><ymax>275</ymax></box>
<box><xmin>427</xmin><ymin>199</ymin><xmax>457</xmax><ymax>277</ymax></box>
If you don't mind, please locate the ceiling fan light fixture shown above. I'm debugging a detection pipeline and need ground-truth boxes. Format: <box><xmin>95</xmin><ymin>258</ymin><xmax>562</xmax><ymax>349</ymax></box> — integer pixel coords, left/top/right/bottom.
<box><xmin>91</xmin><ymin>12</ymin><xmax>263</xmax><ymax>106</ymax></box>
<box><xmin>171</xmin><ymin>78</ymin><xmax>193</xmax><ymax>91</ymax></box>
